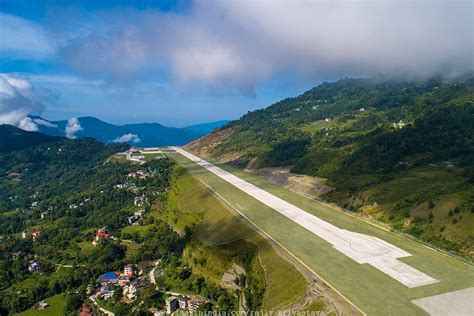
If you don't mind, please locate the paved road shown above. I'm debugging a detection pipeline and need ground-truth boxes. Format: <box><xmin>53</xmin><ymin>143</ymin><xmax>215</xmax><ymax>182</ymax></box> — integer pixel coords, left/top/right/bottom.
<box><xmin>172</xmin><ymin>147</ymin><xmax>438</xmax><ymax>288</ymax></box>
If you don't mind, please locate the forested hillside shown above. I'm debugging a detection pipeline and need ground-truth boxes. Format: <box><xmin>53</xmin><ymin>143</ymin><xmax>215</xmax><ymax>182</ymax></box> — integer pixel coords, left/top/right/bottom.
<box><xmin>0</xmin><ymin>128</ymin><xmax>175</xmax><ymax>314</ymax></box>
<box><xmin>0</xmin><ymin>125</ymin><xmax>62</xmax><ymax>153</ymax></box>
<box><xmin>0</xmin><ymin>127</ymin><xmax>274</xmax><ymax>315</ymax></box>
<box><xmin>186</xmin><ymin>74</ymin><xmax>474</xmax><ymax>258</ymax></box>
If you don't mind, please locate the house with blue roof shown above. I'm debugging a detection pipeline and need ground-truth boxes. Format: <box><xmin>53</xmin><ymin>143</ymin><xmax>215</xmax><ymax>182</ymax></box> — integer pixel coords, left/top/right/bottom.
<box><xmin>98</xmin><ymin>271</ymin><xmax>120</xmax><ymax>284</ymax></box>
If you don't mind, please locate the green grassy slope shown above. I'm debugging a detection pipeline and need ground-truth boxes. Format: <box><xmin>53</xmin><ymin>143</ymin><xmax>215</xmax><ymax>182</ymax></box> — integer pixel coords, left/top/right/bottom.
<box><xmin>167</xmin><ymin>152</ymin><xmax>474</xmax><ymax>316</ymax></box>
<box><xmin>15</xmin><ymin>294</ymin><xmax>66</xmax><ymax>316</ymax></box>
<box><xmin>160</xmin><ymin>165</ymin><xmax>309</xmax><ymax>310</ymax></box>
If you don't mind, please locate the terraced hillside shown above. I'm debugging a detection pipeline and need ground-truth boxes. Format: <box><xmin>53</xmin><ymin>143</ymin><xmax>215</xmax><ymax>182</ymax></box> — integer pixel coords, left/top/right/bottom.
<box><xmin>186</xmin><ymin>74</ymin><xmax>474</xmax><ymax>258</ymax></box>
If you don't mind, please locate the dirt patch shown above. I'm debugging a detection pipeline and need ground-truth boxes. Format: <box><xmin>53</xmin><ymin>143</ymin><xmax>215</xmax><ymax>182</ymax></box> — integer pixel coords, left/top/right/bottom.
<box><xmin>185</xmin><ymin>126</ymin><xmax>237</xmax><ymax>160</ymax></box>
<box><xmin>248</xmin><ymin>167</ymin><xmax>333</xmax><ymax>198</ymax></box>
<box><xmin>221</xmin><ymin>263</ymin><xmax>246</xmax><ymax>291</ymax></box>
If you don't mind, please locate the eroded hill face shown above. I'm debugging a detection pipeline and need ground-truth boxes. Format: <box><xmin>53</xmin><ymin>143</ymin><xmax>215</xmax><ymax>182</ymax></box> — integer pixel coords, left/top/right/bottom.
<box><xmin>185</xmin><ymin>125</ymin><xmax>244</xmax><ymax>163</ymax></box>
<box><xmin>185</xmin><ymin>75</ymin><xmax>474</xmax><ymax>259</ymax></box>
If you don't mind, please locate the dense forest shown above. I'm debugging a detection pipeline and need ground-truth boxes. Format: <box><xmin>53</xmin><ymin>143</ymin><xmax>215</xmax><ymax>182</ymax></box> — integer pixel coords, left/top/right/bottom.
<box><xmin>186</xmin><ymin>74</ymin><xmax>474</xmax><ymax>258</ymax></box>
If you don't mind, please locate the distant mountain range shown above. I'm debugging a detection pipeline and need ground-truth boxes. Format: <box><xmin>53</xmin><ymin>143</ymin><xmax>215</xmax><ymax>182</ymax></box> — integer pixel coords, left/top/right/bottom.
<box><xmin>26</xmin><ymin>116</ymin><xmax>229</xmax><ymax>147</ymax></box>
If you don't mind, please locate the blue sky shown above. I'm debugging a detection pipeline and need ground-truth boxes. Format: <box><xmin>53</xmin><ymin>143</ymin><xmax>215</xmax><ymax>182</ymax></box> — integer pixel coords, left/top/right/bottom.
<box><xmin>0</xmin><ymin>0</ymin><xmax>472</xmax><ymax>127</ymax></box>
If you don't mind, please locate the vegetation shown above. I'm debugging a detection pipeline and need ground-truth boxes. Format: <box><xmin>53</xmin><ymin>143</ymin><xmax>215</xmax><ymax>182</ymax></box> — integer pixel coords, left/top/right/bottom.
<box><xmin>0</xmin><ymin>124</ymin><xmax>62</xmax><ymax>153</ymax></box>
<box><xmin>1</xmin><ymin>126</ymin><xmax>290</xmax><ymax>314</ymax></box>
<box><xmin>0</xmin><ymin>127</ymin><xmax>175</xmax><ymax>314</ymax></box>
<box><xmin>16</xmin><ymin>294</ymin><xmax>66</xmax><ymax>316</ymax></box>
<box><xmin>187</xmin><ymin>74</ymin><xmax>474</xmax><ymax>257</ymax></box>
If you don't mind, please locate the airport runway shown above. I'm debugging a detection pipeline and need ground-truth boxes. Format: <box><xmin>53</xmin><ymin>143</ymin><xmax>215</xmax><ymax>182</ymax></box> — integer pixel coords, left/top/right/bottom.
<box><xmin>172</xmin><ymin>147</ymin><xmax>438</xmax><ymax>288</ymax></box>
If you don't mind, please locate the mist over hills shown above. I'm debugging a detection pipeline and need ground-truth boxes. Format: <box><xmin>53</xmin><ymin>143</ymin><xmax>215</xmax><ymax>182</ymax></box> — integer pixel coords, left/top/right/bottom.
<box><xmin>26</xmin><ymin>116</ymin><xmax>229</xmax><ymax>147</ymax></box>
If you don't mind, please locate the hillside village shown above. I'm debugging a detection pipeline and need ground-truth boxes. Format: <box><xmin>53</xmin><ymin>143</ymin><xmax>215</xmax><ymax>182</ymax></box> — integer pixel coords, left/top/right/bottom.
<box><xmin>0</xmin><ymin>140</ymin><xmax>243</xmax><ymax>315</ymax></box>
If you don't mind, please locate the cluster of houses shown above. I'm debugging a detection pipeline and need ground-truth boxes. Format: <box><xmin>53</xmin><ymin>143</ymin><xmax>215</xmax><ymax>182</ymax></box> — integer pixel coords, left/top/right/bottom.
<box><xmin>127</xmin><ymin>169</ymin><xmax>152</xmax><ymax>179</ymax></box>
<box><xmin>114</xmin><ymin>182</ymin><xmax>142</xmax><ymax>193</ymax></box>
<box><xmin>164</xmin><ymin>295</ymin><xmax>207</xmax><ymax>314</ymax></box>
<box><xmin>69</xmin><ymin>197</ymin><xmax>91</xmax><ymax>210</ymax></box>
<box><xmin>393</xmin><ymin>119</ymin><xmax>406</xmax><ymax>129</ymax></box>
<box><xmin>92</xmin><ymin>262</ymin><xmax>207</xmax><ymax>314</ymax></box>
<box><xmin>94</xmin><ymin>264</ymin><xmax>148</xmax><ymax>302</ymax></box>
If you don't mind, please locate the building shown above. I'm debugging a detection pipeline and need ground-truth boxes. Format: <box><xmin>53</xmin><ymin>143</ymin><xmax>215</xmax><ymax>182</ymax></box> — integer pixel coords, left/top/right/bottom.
<box><xmin>35</xmin><ymin>301</ymin><xmax>48</xmax><ymax>310</ymax></box>
<box><xmin>188</xmin><ymin>297</ymin><xmax>206</xmax><ymax>311</ymax></box>
<box><xmin>127</xmin><ymin>148</ymin><xmax>140</xmax><ymax>154</ymax></box>
<box><xmin>117</xmin><ymin>275</ymin><xmax>129</xmax><ymax>287</ymax></box>
<box><xmin>99</xmin><ymin>284</ymin><xmax>116</xmax><ymax>300</ymax></box>
<box><xmin>98</xmin><ymin>272</ymin><xmax>120</xmax><ymax>284</ymax></box>
<box><xmin>134</xmin><ymin>196</ymin><xmax>145</xmax><ymax>207</ymax></box>
<box><xmin>21</xmin><ymin>230</ymin><xmax>27</xmax><ymax>239</ymax></box>
<box><xmin>28</xmin><ymin>260</ymin><xmax>42</xmax><ymax>272</ymax></box>
<box><xmin>32</xmin><ymin>230</ymin><xmax>41</xmax><ymax>241</ymax></box>
<box><xmin>40</xmin><ymin>211</ymin><xmax>48</xmax><ymax>219</ymax></box>
<box><xmin>124</xmin><ymin>284</ymin><xmax>138</xmax><ymax>301</ymax></box>
<box><xmin>178</xmin><ymin>296</ymin><xmax>188</xmax><ymax>309</ymax></box>
<box><xmin>166</xmin><ymin>297</ymin><xmax>178</xmax><ymax>314</ymax></box>
<box><xmin>127</xmin><ymin>211</ymin><xmax>143</xmax><ymax>225</ymax></box>
<box><xmin>124</xmin><ymin>264</ymin><xmax>134</xmax><ymax>277</ymax></box>
<box><xmin>92</xmin><ymin>227</ymin><xmax>110</xmax><ymax>246</ymax></box>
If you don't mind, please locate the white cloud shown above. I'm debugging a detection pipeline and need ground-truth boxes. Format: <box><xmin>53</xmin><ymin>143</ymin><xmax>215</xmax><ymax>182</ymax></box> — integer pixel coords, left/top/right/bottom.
<box><xmin>113</xmin><ymin>133</ymin><xmax>141</xmax><ymax>144</ymax></box>
<box><xmin>0</xmin><ymin>73</ymin><xmax>45</xmax><ymax>128</ymax></box>
<box><xmin>57</xmin><ymin>0</ymin><xmax>473</xmax><ymax>91</ymax></box>
<box><xmin>18</xmin><ymin>117</ymin><xmax>39</xmax><ymax>131</ymax></box>
<box><xmin>65</xmin><ymin>117</ymin><xmax>83</xmax><ymax>139</ymax></box>
<box><xmin>28</xmin><ymin>74</ymin><xmax>104</xmax><ymax>86</ymax></box>
<box><xmin>33</xmin><ymin>118</ymin><xmax>58</xmax><ymax>128</ymax></box>
<box><xmin>0</xmin><ymin>13</ymin><xmax>52</xmax><ymax>58</ymax></box>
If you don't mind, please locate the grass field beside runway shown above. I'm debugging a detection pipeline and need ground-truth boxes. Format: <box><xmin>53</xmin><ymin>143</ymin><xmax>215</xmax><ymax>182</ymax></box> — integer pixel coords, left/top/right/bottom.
<box><xmin>166</xmin><ymin>152</ymin><xmax>474</xmax><ymax>315</ymax></box>
<box><xmin>165</xmin><ymin>166</ymin><xmax>310</xmax><ymax>310</ymax></box>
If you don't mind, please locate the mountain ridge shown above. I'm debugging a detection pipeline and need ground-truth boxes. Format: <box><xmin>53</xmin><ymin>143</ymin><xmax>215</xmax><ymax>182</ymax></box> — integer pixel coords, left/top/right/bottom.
<box><xmin>26</xmin><ymin>116</ymin><xmax>229</xmax><ymax>147</ymax></box>
<box><xmin>0</xmin><ymin>124</ymin><xmax>63</xmax><ymax>153</ymax></box>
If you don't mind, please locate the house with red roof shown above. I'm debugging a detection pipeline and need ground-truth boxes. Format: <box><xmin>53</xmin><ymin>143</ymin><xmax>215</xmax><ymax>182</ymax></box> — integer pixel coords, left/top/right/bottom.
<box><xmin>92</xmin><ymin>227</ymin><xmax>110</xmax><ymax>246</ymax></box>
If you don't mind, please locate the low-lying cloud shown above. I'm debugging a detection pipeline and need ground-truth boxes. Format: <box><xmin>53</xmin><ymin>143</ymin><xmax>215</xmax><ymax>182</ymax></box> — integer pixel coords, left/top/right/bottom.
<box><xmin>17</xmin><ymin>117</ymin><xmax>39</xmax><ymax>132</ymax></box>
<box><xmin>56</xmin><ymin>0</ymin><xmax>473</xmax><ymax>92</ymax></box>
<box><xmin>0</xmin><ymin>73</ymin><xmax>45</xmax><ymax>129</ymax></box>
<box><xmin>33</xmin><ymin>118</ymin><xmax>58</xmax><ymax>128</ymax></box>
<box><xmin>113</xmin><ymin>133</ymin><xmax>141</xmax><ymax>144</ymax></box>
<box><xmin>65</xmin><ymin>117</ymin><xmax>83</xmax><ymax>139</ymax></box>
